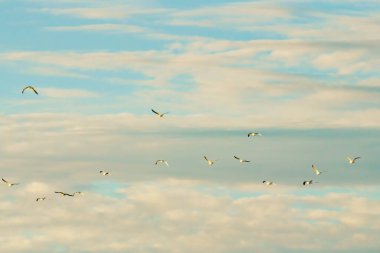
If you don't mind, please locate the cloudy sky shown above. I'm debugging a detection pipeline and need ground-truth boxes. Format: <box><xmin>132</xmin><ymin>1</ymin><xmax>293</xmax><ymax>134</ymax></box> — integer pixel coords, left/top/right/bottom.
<box><xmin>1</xmin><ymin>0</ymin><xmax>380</xmax><ymax>252</ymax></box>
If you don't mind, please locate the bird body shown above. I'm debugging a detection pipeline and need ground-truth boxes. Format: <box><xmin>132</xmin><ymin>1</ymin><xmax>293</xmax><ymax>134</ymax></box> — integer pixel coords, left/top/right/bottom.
<box><xmin>248</xmin><ymin>132</ymin><xmax>262</xmax><ymax>137</ymax></box>
<box><xmin>303</xmin><ymin>180</ymin><xmax>317</xmax><ymax>185</ymax></box>
<box><xmin>347</xmin><ymin>157</ymin><xmax>360</xmax><ymax>164</ymax></box>
<box><xmin>262</xmin><ymin>180</ymin><xmax>275</xmax><ymax>185</ymax></box>
<box><xmin>312</xmin><ymin>164</ymin><xmax>325</xmax><ymax>176</ymax></box>
<box><xmin>155</xmin><ymin>160</ymin><xmax>169</xmax><ymax>166</ymax></box>
<box><xmin>151</xmin><ymin>109</ymin><xmax>168</xmax><ymax>118</ymax></box>
<box><xmin>204</xmin><ymin>156</ymin><xmax>215</xmax><ymax>166</ymax></box>
<box><xmin>234</xmin><ymin>156</ymin><xmax>250</xmax><ymax>163</ymax></box>
<box><xmin>22</xmin><ymin>85</ymin><xmax>39</xmax><ymax>95</ymax></box>
<box><xmin>2</xmin><ymin>178</ymin><xmax>19</xmax><ymax>187</ymax></box>
<box><xmin>100</xmin><ymin>170</ymin><xmax>110</xmax><ymax>176</ymax></box>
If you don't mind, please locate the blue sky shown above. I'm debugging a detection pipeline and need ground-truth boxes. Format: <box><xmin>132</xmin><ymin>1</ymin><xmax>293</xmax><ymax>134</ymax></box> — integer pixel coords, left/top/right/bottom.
<box><xmin>0</xmin><ymin>1</ymin><xmax>380</xmax><ymax>252</ymax></box>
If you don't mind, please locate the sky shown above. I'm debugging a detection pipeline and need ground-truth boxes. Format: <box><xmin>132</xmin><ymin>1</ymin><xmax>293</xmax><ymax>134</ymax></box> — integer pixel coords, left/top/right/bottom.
<box><xmin>0</xmin><ymin>0</ymin><xmax>380</xmax><ymax>252</ymax></box>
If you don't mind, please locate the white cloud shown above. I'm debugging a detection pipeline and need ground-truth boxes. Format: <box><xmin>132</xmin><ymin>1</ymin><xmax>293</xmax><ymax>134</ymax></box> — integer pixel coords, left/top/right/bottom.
<box><xmin>42</xmin><ymin>87</ymin><xmax>99</xmax><ymax>98</ymax></box>
<box><xmin>1</xmin><ymin>179</ymin><xmax>379</xmax><ymax>253</ymax></box>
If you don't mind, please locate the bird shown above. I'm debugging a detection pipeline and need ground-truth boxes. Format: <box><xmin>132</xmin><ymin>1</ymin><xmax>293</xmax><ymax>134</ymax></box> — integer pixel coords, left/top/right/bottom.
<box><xmin>262</xmin><ymin>180</ymin><xmax>275</xmax><ymax>185</ymax></box>
<box><xmin>2</xmin><ymin>178</ymin><xmax>20</xmax><ymax>187</ymax></box>
<box><xmin>312</xmin><ymin>164</ymin><xmax>325</xmax><ymax>176</ymax></box>
<box><xmin>248</xmin><ymin>132</ymin><xmax>262</xmax><ymax>137</ymax></box>
<box><xmin>303</xmin><ymin>180</ymin><xmax>318</xmax><ymax>186</ymax></box>
<box><xmin>36</xmin><ymin>197</ymin><xmax>46</xmax><ymax>202</ymax></box>
<box><xmin>55</xmin><ymin>191</ymin><xmax>74</xmax><ymax>197</ymax></box>
<box><xmin>22</xmin><ymin>85</ymin><xmax>39</xmax><ymax>95</ymax></box>
<box><xmin>234</xmin><ymin>156</ymin><xmax>250</xmax><ymax>163</ymax></box>
<box><xmin>347</xmin><ymin>156</ymin><xmax>361</xmax><ymax>164</ymax></box>
<box><xmin>151</xmin><ymin>109</ymin><xmax>168</xmax><ymax>118</ymax></box>
<box><xmin>100</xmin><ymin>170</ymin><xmax>110</xmax><ymax>176</ymax></box>
<box><xmin>204</xmin><ymin>156</ymin><xmax>216</xmax><ymax>166</ymax></box>
<box><xmin>155</xmin><ymin>160</ymin><xmax>169</xmax><ymax>166</ymax></box>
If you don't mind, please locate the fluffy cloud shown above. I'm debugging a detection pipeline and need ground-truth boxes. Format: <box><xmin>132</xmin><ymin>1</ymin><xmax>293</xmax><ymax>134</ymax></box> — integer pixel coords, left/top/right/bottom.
<box><xmin>1</xmin><ymin>179</ymin><xmax>379</xmax><ymax>253</ymax></box>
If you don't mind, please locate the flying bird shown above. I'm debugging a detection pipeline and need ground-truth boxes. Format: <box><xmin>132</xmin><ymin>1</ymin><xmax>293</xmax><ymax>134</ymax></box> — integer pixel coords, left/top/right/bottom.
<box><xmin>22</xmin><ymin>85</ymin><xmax>39</xmax><ymax>95</ymax></box>
<box><xmin>204</xmin><ymin>156</ymin><xmax>216</xmax><ymax>166</ymax></box>
<box><xmin>303</xmin><ymin>180</ymin><xmax>318</xmax><ymax>186</ymax></box>
<box><xmin>234</xmin><ymin>156</ymin><xmax>250</xmax><ymax>163</ymax></box>
<box><xmin>347</xmin><ymin>156</ymin><xmax>361</xmax><ymax>164</ymax></box>
<box><xmin>248</xmin><ymin>132</ymin><xmax>262</xmax><ymax>137</ymax></box>
<box><xmin>100</xmin><ymin>170</ymin><xmax>110</xmax><ymax>176</ymax></box>
<box><xmin>36</xmin><ymin>197</ymin><xmax>46</xmax><ymax>202</ymax></box>
<box><xmin>312</xmin><ymin>164</ymin><xmax>325</xmax><ymax>176</ymax></box>
<box><xmin>2</xmin><ymin>178</ymin><xmax>19</xmax><ymax>187</ymax></box>
<box><xmin>55</xmin><ymin>191</ymin><xmax>74</xmax><ymax>197</ymax></box>
<box><xmin>151</xmin><ymin>109</ymin><xmax>168</xmax><ymax>118</ymax></box>
<box><xmin>262</xmin><ymin>180</ymin><xmax>275</xmax><ymax>186</ymax></box>
<box><xmin>155</xmin><ymin>160</ymin><xmax>169</xmax><ymax>166</ymax></box>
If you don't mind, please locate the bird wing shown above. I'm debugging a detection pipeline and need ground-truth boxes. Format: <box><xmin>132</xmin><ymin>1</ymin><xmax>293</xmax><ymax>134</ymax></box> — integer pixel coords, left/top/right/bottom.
<box><xmin>248</xmin><ymin>133</ymin><xmax>252</xmax><ymax>137</ymax></box>
<box><xmin>354</xmin><ymin>157</ymin><xmax>361</xmax><ymax>161</ymax></box>
<box><xmin>204</xmin><ymin>156</ymin><xmax>209</xmax><ymax>161</ymax></box>
<box><xmin>234</xmin><ymin>156</ymin><xmax>240</xmax><ymax>160</ymax></box>
<box><xmin>2</xmin><ymin>178</ymin><xmax>8</xmax><ymax>184</ymax></box>
<box><xmin>243</xmin><ymin>160</ymin><xmax>250</xmax><ymax>162</ymax></box>
<box><xmin>22</xmin><ymin>86</ymin><xmax>29</xmax><ymax>93</ymax></box>
<box><xmin>151</xmin><ymin>109</ymin><xmax>159</xmax><ymax>115</ymax></box>
<box><xmin>312</xmin><ymin>165</ymin><xmax>319</xmax><ymax>173</ymax></box>
<box><xmin>31</xmin><ymin>87</ymin><xmax>38</xmax><ymax>94</ymax></box>
<box><xmin>164</xmin><ymin>161</ymin><xmax>169</xmax><ymax>166</ymax></box>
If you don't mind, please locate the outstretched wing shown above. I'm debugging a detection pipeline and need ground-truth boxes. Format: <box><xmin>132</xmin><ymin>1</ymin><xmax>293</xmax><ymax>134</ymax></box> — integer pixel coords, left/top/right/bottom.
<box><xmin>31</xmin><ymin>87</ymin><xmax>39</xmax><ymax>95</ymax></box>
<box><xmin>234</xmin><ymin>156</ymin><xmax>240</xmax><ymax>160</ymax></box>
<box><xmin>2</xmin><ymin>178</ymin><xmax>8</xmax><ymax>184</ymax></box>
<box><xmin>151</xmin><ymin>109</ymin><xmax>159</xmax><ymax>115</ymax></box>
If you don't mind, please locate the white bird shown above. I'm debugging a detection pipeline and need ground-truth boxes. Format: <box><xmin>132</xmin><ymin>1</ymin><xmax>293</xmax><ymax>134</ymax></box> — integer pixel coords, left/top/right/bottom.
<box><xmin>151</xmin><ymin>109</ymin><xmax>168</xmax><ymax>118</ymax></box>
<box><xmin>234</xmin><ymin>156</ymin><xmax>250</xmax><ymax>163</ymax></box>
<box><xmin>204</xmin><ymin>156</ymin><xmax>216</xmax><ymax>166</ymax></box>
<box><xmin>2</xmin><ymin>178</ymin><xmax>19</xmax><ymax>187</ymax></box>
<box><xmin>248</xmin><ymin>132</ymin><xmax>262</xmax><ymax>137</ymax></box>
<box><xmin>262</xmin><ymin>180</ymin><xmax>275</xmax><ymax>186</ymax></box>
<box><xmin>100</xmin><ymin>170</ymin><xmax>110</xmax><ymax>176</ymax></box>
<box><xmin>22</xmin><ymin>85</ymin><xmax>38</xmax><ymax>95</ymax></box>
<box><xmin>347</xmin><ymin>156</ymin><xmax>361</xmax><ymax>164</ymax></box>
<box><xmin>36</xmin><ymin>197</ymin><xmax>46</xmax><ymax>202</ymax></box>
<box><xmin>155</xmin><ymin>160</ymin><xmax>169</xmax><ymax>166</ymax></box>
<box><xmin>312</xmin><ymin>164</ymin><xmax>325</xmax><ymax>176</ymax></box>
<box><xmin>303</xmin><ymin>180</ymin><xmax>318</xmax><ymax>186</ymax></box>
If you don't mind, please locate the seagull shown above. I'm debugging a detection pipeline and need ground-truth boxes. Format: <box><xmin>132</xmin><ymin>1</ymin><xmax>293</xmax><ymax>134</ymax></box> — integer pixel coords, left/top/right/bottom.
<box><xmin>155</xmin><ymin>160</ymin><xmax>169</xmax><ymax>166</ymax></box>
<box><xmin>234</xmin><ymin>156</ymin><xmax>250</xmax><ymax>163</ymax></box>
<box><xmin>248</xmin><ymin>132</ymin><xmax>262</xmax><ymax>137</ymax></box>
<box><xmin>204</xmin><ymin>156</ymin><xmax>216</xmax><ymax>166</ymax></box>
<box><xmin>55</xmin><ymin>191</ymin><xmax>74</xmax><ymax>197</ymax></box>
<box><xmin>2</xmin><ymin>178</ymin><xmax>19</xmax><ymax>187</ymax></box>
<box><xmin>262</xmin><ymin>180</ymin><xmax>275</xmax><ymax>185</ymax></box>
<box><xmin>100</xmin><ymin>170</ymin><xmax>110</xmax><ymax>176</ymax></box>
<box><xmin>303</xmin><ymin>180</ymin><xmax>318</xmax><ymax>186</ymax></box>
<box><xmin>36</xmin><ymin>197</ymin><xmax>46</xmax><ymax>202</ymax></box>
<box><xmin>347</xmin><ymin>156</ymin><xmax>361</xmax><ymax>164</ymax></box>
<box><xmin>312</xmin><ymin>164</ymin><xmax>325</xmax><ymax>176</ymax></box>
<box><xmin>151</xmin><ymin>109</ymin><xmax>168</xmax><ymax>118</ymax></box>
<box><xmin>22</xmin><ymin>85</ymin><xmax>39</xmax><ymax>95</ymax></box>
